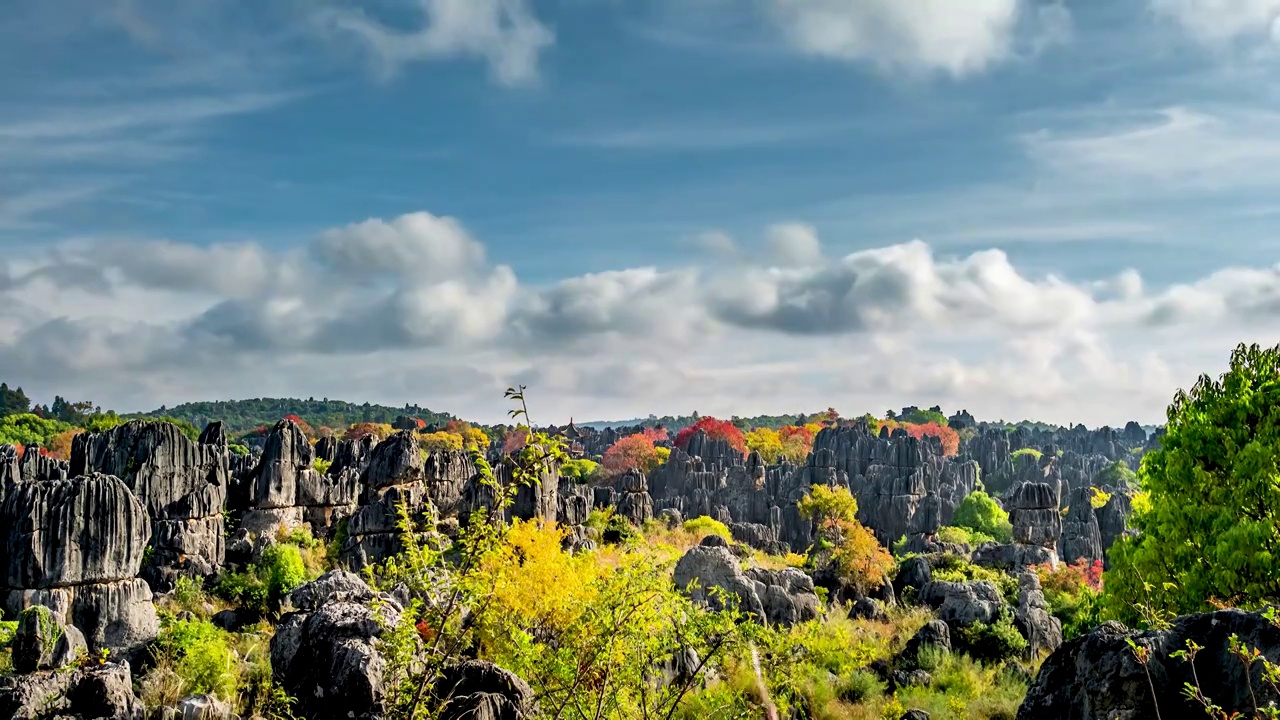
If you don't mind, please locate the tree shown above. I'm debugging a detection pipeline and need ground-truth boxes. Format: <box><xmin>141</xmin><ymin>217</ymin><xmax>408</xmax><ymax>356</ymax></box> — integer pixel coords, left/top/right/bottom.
<box><xmin>419</xmin><ymin>431</ymin><xmax>464</xmax><ymax>453</ymax></box>
<box><xmin>47</xmin><ymin>429</ymin><xmax>83</xmax><ymax>461</ymax></box>
<box><xmin>344</xmin><ymin>423</ymin><xmax>394</xmax><ymax>442</ymax></box>
<box><xmin>797</xmin><ymin>484</ymin><xmax>892</xmax><ymax>593</ymax></box>
<box><xmin>283</xmin><ymin>414</ymin><xmax>315</xmax><ymax>439</ymax></box>
<box><xmin>778</xmin><ymin>425</ymin><xmax>817</xmax><ymax>462</ymax></box>
<box><xmin>602</xmin><ymin>433</ymin><xmax>662</xmax><ymax>476</ymax></box>
<box><xmin>952</xmin><ymin>491</ymin><xmax>1013</xmax><ymax>543</ymax></box>
<box><xmin>502</xmin><ymin>426</ymin><xmax>529</xmax><ymax>454</ymax></box>
<box><xmin>1104</xmin><ymin>342</ymin><xmax>1280</xmax><ymax>624</ymax></box>
<box><xmin>0</xmin><ymin>383</ymin><xmax>30</xmax><ymax>418</ymax></box>
<box><xmin>1095</xmin><ymin>459</ymin><xmax>1138</xmax><ymax>489</ymax></box>
<box><xmin>743</xmin><ymin>428</ymin><xmax>783</xmax><ymax>463</ymax></box>
<box><xmin>673</xmin><ymin>416</ymin><xmax>746</xmax><ymax>455</ymax></box>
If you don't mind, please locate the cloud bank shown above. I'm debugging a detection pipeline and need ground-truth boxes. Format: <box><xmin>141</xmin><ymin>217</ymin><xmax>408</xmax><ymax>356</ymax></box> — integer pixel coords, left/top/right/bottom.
<box><xmin>3</xmin><ymin>212</ymin><xmax>1276</xmax><ymax>426</ymax></box>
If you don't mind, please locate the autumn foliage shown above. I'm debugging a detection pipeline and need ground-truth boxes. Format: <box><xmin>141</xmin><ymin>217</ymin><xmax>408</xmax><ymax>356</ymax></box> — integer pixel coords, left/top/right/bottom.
<box><xmin>502</xmin><ymin>426</ymin><xmax>530</xmax><ymax>454</ymax></box>
<box><xmin>876</xmin><ymin>419</ymin><xmax>960</xmax><ymax>456</ymax></box>
<box><xmin>602</xmin><ymin>433</ymin><xmax>664</xmax><ymax>476</ymax></box>
<box><xmin>673</xmin><ymin>417</ymin><xmax>746</xmax><ymax>455</ymax></box>
<box><xmin>344</xmin><ymin>422</ymin><xmax>394</xmax><ymax>441</ymax></box>
<box><xmin>47</xmin><ymin>429</ymin><xmax>83</xmax><ymax>461</ymax></box>
<box><xmin>284</xmin><ymin>414</ymin><xmax>315</xmax><ymax>439</ymax></box>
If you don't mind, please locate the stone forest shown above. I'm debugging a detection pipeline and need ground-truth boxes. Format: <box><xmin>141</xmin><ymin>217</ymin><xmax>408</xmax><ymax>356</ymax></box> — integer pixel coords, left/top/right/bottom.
<box><xmin>1</xmin><ymin>342</ymin><xmax>1279</xmax><ymax>720</ymax></box>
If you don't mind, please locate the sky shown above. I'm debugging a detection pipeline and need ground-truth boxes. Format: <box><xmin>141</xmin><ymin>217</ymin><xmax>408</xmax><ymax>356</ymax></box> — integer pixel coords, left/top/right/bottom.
<box><xmin>3</xmin><ymin>0</ymin><xmax>1280</xmax><ymax>427</ymax></box>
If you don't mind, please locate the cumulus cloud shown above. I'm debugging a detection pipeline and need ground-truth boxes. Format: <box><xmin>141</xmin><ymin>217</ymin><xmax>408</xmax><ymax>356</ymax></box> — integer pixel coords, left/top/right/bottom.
<box><xmin>766</xmin><ymin>222</ymin><xmax>822</xmax><ymax>266</ymax></box>
<box><xmin>759</xmin><ymin>0</ymin><xmax>1056</xmax><ymax>76</ymax></box>
<box><xmin>3</xmin><ymin>213</ymin><xmax>1280</xmax><ymax>425</ymax></box>
<box><xmin>317</xmin><ymin>0</ymin><xmax>554</xmax><ymax>86</ymax></box>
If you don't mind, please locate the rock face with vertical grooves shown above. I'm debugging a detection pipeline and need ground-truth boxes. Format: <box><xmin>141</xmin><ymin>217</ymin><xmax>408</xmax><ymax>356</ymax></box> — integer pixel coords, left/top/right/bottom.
<box><xmin>342</xmin><ymin>431</ymin><xmax>428</xmax><ymax>569</ymax></box>
<box><xmin>0</xmin><ymin>472</ymin><xmax>158</xmax><ymax>655</ymax></box>
<box><xmin>237</xmin><ymin>420</ymin><xmax>360</xmax><ymax>540</ymax></box>
<box><xmin>71</xmin><ymin>420</ymin><xmax>228</xmax><ymax>591</ymax></box>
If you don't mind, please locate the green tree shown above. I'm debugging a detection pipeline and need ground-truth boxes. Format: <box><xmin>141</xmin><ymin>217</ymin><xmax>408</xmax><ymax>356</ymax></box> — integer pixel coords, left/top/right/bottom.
<box><xmin>0</xmin><ymin>383</ymin><xmax>29</xmax><ymax>419</ymax></box>
<box><xmin>1104</xmin><ymin>342</ymin><xmax>1280</xmax><ymax>625</ymax></box>
<box><xmin>952</xmin><ymin>490</ymin><xmax>1013</xmax><ymax>544</ymax></box>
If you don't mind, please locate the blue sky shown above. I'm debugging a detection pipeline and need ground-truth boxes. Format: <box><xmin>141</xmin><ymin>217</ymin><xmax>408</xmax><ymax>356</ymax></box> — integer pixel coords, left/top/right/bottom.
<box><xmin>3</xmin><ymin>0</ymin><xmax>1280</xmax><ymax>426</ymax></box>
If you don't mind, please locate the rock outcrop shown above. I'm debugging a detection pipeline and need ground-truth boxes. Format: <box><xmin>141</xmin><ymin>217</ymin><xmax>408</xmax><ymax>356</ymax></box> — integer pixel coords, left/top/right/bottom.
<box><xmin>1018</xmin><ymin>609</ymin><xmax>1280</xmax><ymax>720</ymax></box>
<box><xmin>672</xmin><ymin>537</ymin><xmax>818</xmax><ymax>626</ymax></box>
<box><xmin>71</xmin><ymin>420</ymin><xmax>228</xmax><ymax>590</ymax></box>
<box><xmin>271</xmin><ymin>572</ymin><xmax>401</xmax><ymax>720</ymax></box>
<box><xmin>1059</xmin><ymin>486</ymin><xmax>1103</xmax><ymax>565</ymax></box>
<box><xmin>0</xmin><ymin>472</ymin><xmax>158</xmax><ymax>655</ymax></box>
<box><xmin>342</xmin><ymin>431</ymin><xmax>431</xmax><ymax>568</ymax></box>
<box><xmin>238</xmin><ymin>420</ymin><xmax>359</xmax><ymax>540</ymax></box>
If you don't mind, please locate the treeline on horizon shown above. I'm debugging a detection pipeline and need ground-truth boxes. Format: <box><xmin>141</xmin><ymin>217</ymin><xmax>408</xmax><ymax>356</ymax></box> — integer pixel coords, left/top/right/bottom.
<box><xmin>0</xmin><ymin>381</ymin><xmax>1148</xmax><ymax>462</ymax></box>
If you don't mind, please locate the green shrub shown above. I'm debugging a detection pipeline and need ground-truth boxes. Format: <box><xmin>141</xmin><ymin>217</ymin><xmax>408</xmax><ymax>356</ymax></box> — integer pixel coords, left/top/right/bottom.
<box><xmin>159</xmin><ymin>617</ymin><xmax>240</xmax><ymax>700</ymax></box>
<box><xmin>1010</xmin><ymin>448</ymin><xmax>1042</xmax><ymax>461</ymax></box>
<box><xmin>837</xmin><ymin>668</ymin><xmax>884</xmax><ymax>703</ymax></box>
<box><xmin>228</xmin><ymin>443</ymin><xmax>250</xmax><ymax>456</ymax></box>
<box><xmin>258</xmin><ymin>544</ymin><xmax>306</xmax><ymax>602</ymax></box>
<box><xmin>281</xmin><ymin>526</ymin><xmax>322</xmax><ymax>550</ymax></box>
<box><xmin>559</xmin><ymin>458</ymin><xmax>599</xmax><ymax>483</ymax></box>
<box><xmin>929</xmin><ymin>555</ymin><xmax>1019</xmax><ymax>605</ymax></box>
<box><xmin>937</xmin><ymin>525</ymin><xmax>996</xmax><ymax>547</ymax></box>
<box><xmin>0</xmin><ymin>620</ymin><xmax>16</xmax><ymax>648</ymax></box>
<box><xmin>953</xmin><ymin>609</ymin><xmax>1027</xmax><ymax>664</ymax></box>
<box><xmin>327</xmin><ymin>518</ymin><xmax>350</xmax><ymax>566</ymax></box>
<box><xmin>212</xmin><ymin>571</ymin><xmax>269</xmax><ymax>616</ymax></box>
<box><xmin>312</xmin><ymin>458</ymin><xmax>332</xmax><ymax>475</ymax></box>
<box><xmin>682</xmin><ymin>515</ymin><xmax>731</xmax><ymax>540</ymax></box>
<box><xmin>952</xmin><ymin>491</ymin><xmax>1014</xmax><ymax>544</ymax></box>
<box><xmin>602</xmin><ymin>514</ymin><xmax>639</xmax><ymax>545</ymax></box>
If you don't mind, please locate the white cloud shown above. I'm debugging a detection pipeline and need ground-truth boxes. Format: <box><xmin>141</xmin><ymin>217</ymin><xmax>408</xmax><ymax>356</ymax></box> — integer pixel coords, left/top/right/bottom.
<box><xmin>317</xmin><ymin>0</ymin><xmax>554</xmax><ymax>86</ymax></box>
<box><xmin>761</xmin><ymin>0</ymin><xmax>1031</xmax><ymax>76</ymax></box>
<box><xmin>766</xmin><ymin>222</ymin><xmax>822</xmax><ymax>266</ymax></box>
<box><xmin>3</xmin><ymin>213</ymin><xmax>1279</xmax><ymax>427</ymax></box>
<box><xmin>1151</xmin><ymin>0</ymin><xmax>1280</xmax><ymax>45</ymax></box>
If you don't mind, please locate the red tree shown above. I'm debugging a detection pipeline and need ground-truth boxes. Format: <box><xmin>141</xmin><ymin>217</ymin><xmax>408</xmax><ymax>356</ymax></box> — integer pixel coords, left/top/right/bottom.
<box><xmin>502</xmin><ymin>427</ymin><xmax>529</xmax><ymax>454</ymax></box>
<box><xmin>640</xmin><ymin>426</ymin><xmax>668</xmax><ymax>443</ymax></box>
<box><xmin>602</xmin><ymin>434</ymin><xmax>661</xmax><ymax>476</ymax></box>
<box><xmin>903</xmin><ymin>421</ymin><xmax>960</xmax><ymax>456</ymax></box>
<box><xmin>673</xmin><ymin>417</ymin><xmax>746</xmax><ymax>455</ymax></box>
<box><xmin>284</xmin><ymin>414</ymin><xmax>315</xmax><ymax>439</ymax></box>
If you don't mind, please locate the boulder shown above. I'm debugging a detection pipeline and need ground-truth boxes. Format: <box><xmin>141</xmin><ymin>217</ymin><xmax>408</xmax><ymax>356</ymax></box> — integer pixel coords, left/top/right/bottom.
<box><xmin>271</xmin><ymin>573</ymin><xmax>401</xmax><ymax>720</ymax></box>
<box><xmin>899</xmin><ymin>620</ymin><xmax>951</xmax><ymax>670</ymax></box>
<box><xmin>435</xmin><ymin>660</ymin><xmax>536</xmax><ymax>720</ymax></box>
<box><xmin>1018</xmin><ymin>609</ymin><xmax>1280</xmax><ymax>720</ymax></box>
<box><xmin>12</xmin><ymin>605</ymin><xmax>86</xmax><ymax>673</ymax></box>
<box><xmin>0</xmin><ymin>660</ymin><xmax>143</xmax><ymax>720</ymax></box>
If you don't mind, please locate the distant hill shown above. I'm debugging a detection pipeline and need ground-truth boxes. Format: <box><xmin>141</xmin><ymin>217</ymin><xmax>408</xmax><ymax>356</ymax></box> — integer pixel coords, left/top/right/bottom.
<box><xmin>130</xmin><ymin>398</ymin><xmax>456</xmax><ymax>436</ymax></box>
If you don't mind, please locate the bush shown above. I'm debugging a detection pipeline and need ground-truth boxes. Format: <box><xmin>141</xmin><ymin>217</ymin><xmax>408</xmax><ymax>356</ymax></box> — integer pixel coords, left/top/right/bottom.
<box><xmin>158</xmin><ymin>617</ymin><xmax>240</xmax><ymax>701</ymax></box>
<box><xmin>953</xmin><ymin>609</ymin><xmax>1027</xmax><ymax>664</ymax></box>
<box><xmin>929</xmin><ymin>554</ymin><xmax>1019</xmax><ymax>605</ymax></box>
<box><xmin>559</xmin><ymin>457</ymin><xmax>599</xmax><ymax>483</ymax></box>
<box><xmin>937</xmin><ymin>525</ymin><xmax>996</xmax><ymax>547</ymax></box>
<box><xmin>312</xmin><ymin>458</ymin><xmax>332</xmax><ymax>475</ymax></box>
<box><xmin>952</xmin><ymin>491</ymin><xmax>1013</xmax><ymax>544</ymax></box>
<box><xmin>212</xmin><ymin>571</ymin><xmax>269</xmax><ymax>616</ymax></box>
<box><xmin>258</xmin><ymin>544</ymin><xmax>307</xmax><ymax>602</ymax></box>
<box><xmin>682</xmin><ymin>515</ymin><xmax>731</xmax><ymax>540</ymax></box>
<box><xmin>837</xmin><ymin>668</ymin><xmax>884</xmax><ymax>703</ymax></box>
<box><xmin>1010</xmin><ymin>448</ymin><xmax>1042</xmax><ymax>461</ymax></box>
